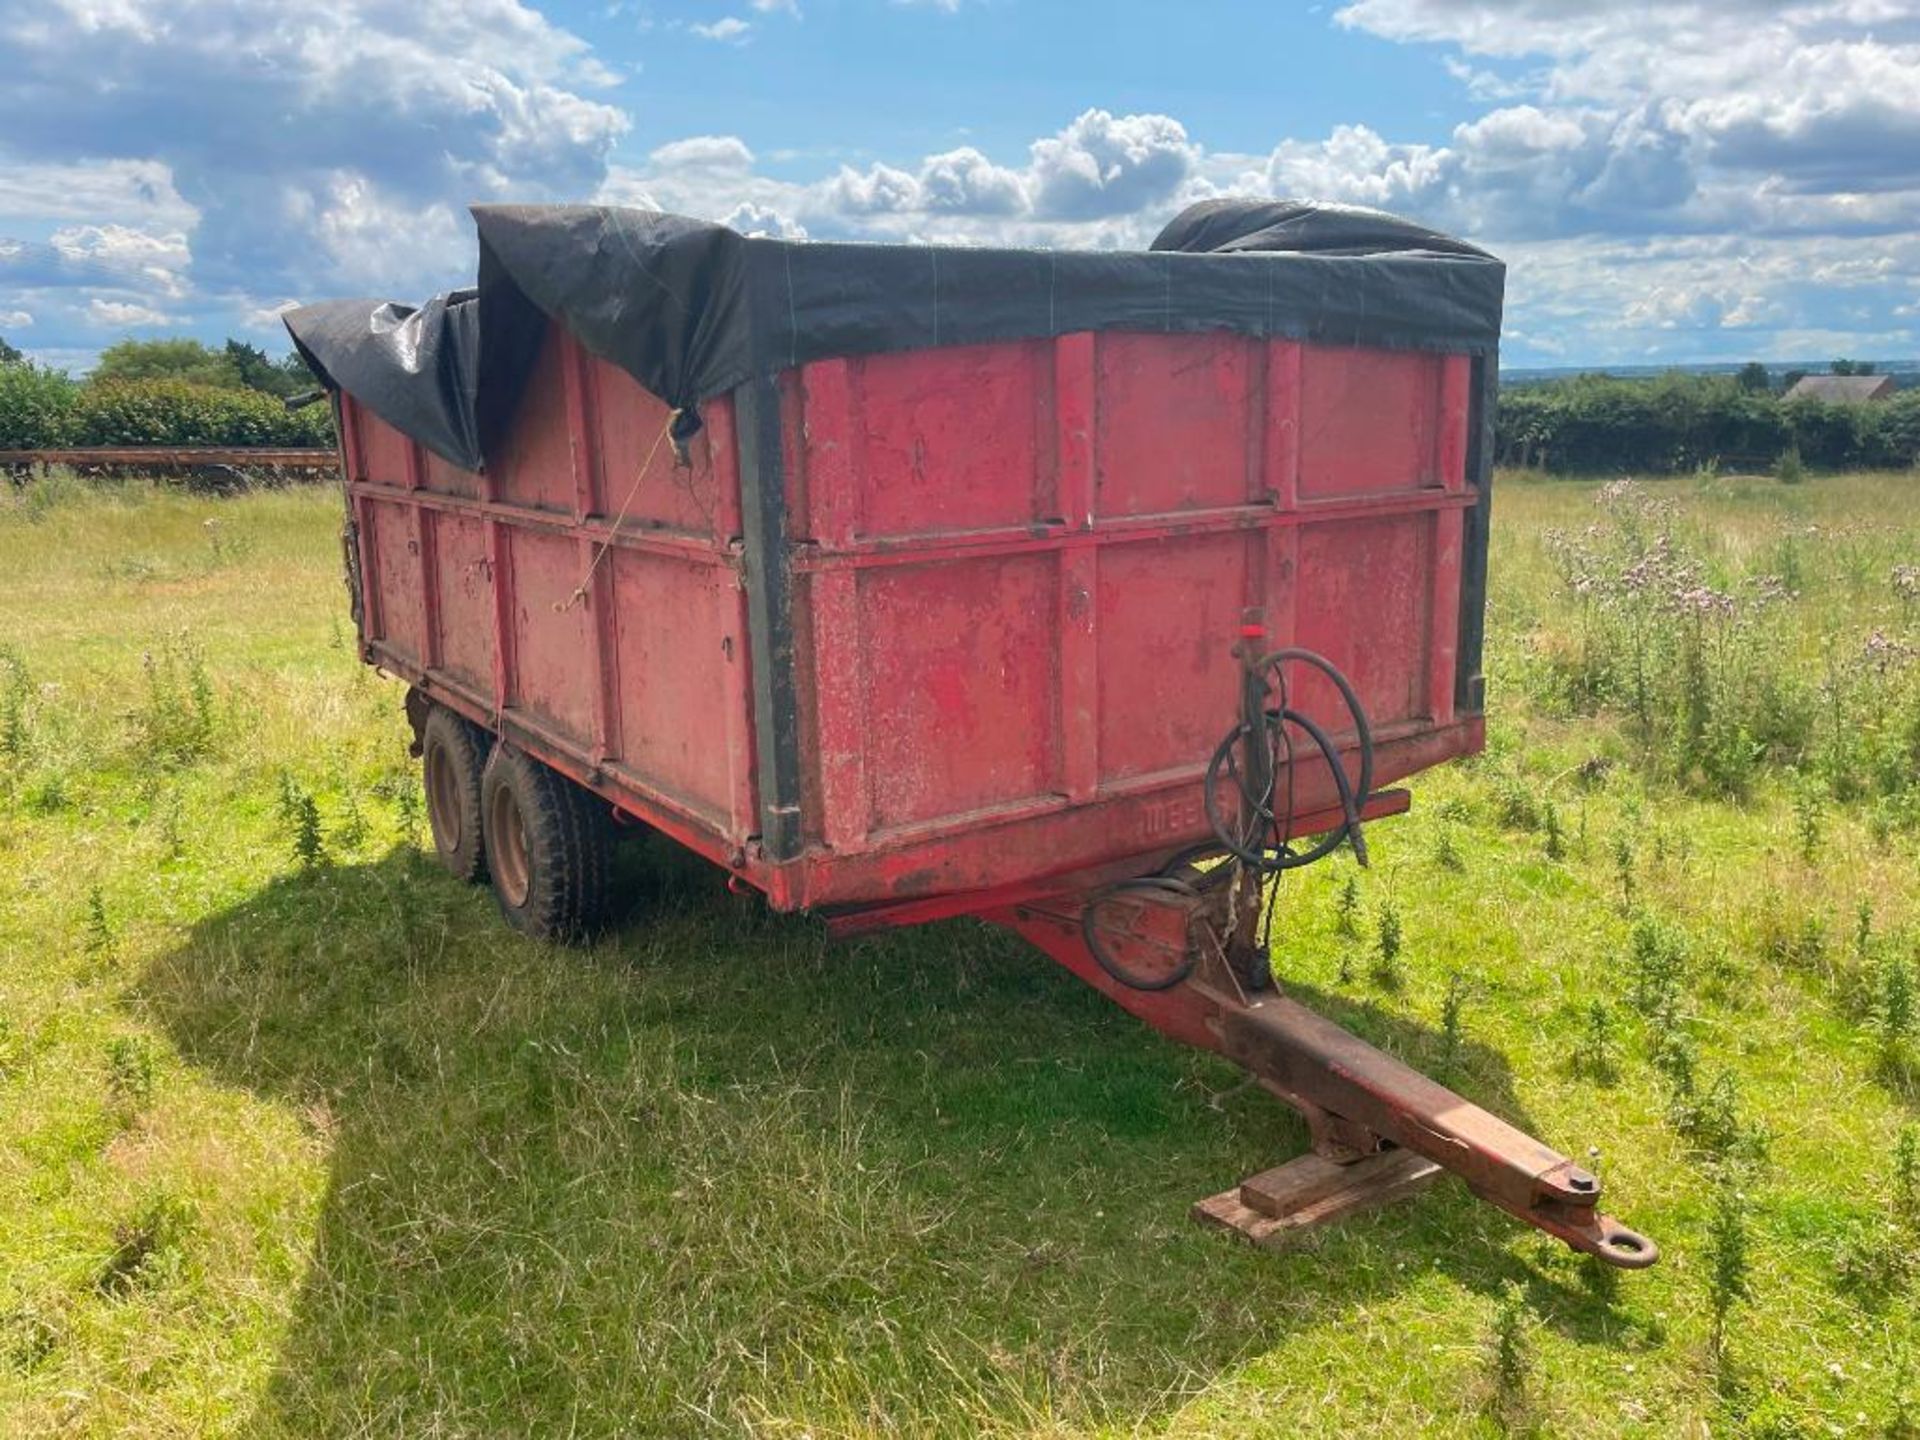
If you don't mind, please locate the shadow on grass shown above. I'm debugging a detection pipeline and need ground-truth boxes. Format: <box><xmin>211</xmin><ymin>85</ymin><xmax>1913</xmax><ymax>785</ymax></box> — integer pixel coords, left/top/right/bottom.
<box><xmin>138</xmin><ymin>840</ymin><xmax>1646</xmax><ymax>1436</ymax></box>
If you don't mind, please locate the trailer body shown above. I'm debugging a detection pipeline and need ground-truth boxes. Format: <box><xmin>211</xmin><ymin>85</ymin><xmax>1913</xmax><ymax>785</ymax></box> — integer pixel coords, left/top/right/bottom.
<box><xmin>341</xmin><ymin>322</ymin><xmax>1488</xmax><ymax>911</ymax></box>
<box><xmin>292</xmin><ymin>204</ymin><xmax>1657</xmax><ymax>1266</ymax></box>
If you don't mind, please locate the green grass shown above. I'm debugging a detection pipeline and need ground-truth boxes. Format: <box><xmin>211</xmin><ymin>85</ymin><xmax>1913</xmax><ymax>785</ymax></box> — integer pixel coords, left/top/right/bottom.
<box><xmin>3</xmin><ymin>469</ymin><xmax>1919</xmax><ymax>1437</ymax></box>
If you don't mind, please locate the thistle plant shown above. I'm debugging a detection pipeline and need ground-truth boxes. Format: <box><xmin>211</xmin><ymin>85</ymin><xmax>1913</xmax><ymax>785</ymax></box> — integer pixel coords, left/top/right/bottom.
<box><xmin>1705</xmin><ymin>1180</ymin><xmax>1752</xmax><ymax>1372</ymax></box>
<box><xmin>1334</xmin><ymin>872</ymin><xmax>1361</xmax><ymax>937</ymax></box>
<box><xmin>1541</xmin><ymin>801</ymin><xmax>1565</xmax><ymax>861</ymax></box>
<box><xmin>1372</xmin><ymin>899</ymin><xmax>1404</xmax><ymax>989</ymax></box>
<box><xmin>84</xmin><ymin>887</ymin><xmax>113</xmax><ymax>959</ymax></box>
<box><xmin>1485</xmin><ymin>1280</ymin><xmax>1533</xmax><ymax>1424</ymax></box>
<box><xmin>1577</xmin><ymin>1000</ymin><xmax>1618</xmax><ymax>1084</ymax></box>
<box><xmin>1439</xmin><ymin>972</ymin><xmax>1468</xmax><ymax>1073</ymax></box>
<box><xmin>287</xmin><ymin>787</ymin><xmax>325</xmax><ymax>869</ymax></box>
<box><xmin>1895</xmin><ymin>1124</ymin><xmax>1920</xmax><ymax>1226</ymax></box>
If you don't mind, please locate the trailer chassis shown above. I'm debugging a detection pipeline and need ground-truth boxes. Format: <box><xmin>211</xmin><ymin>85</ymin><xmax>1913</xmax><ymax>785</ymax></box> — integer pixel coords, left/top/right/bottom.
<box><xmin>827</xmin><ymin>619</ymin><xmax>1658</xmax><ymax>1270</ymax></box>
<box><xmin>831</xmin><ymin>820</ymin><xmax>1655</xmax><ymax>1269</ymax></box>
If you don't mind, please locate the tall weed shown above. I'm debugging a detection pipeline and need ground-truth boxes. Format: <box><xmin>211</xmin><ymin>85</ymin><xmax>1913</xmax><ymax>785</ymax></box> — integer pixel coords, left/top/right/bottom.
<box><xmin>1536</xmin><ymin>481</ymin><xmax>1919</xmax><ymax>809</ymax></box>
<box><xmin>137</xmin><ymin>635</ymin><xmax>217</xmax><ymax>765</ymax></box>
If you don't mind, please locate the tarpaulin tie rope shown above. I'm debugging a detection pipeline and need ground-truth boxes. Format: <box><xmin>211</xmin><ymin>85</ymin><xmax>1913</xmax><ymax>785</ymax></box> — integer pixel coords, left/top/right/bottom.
<box><xmin>556</xmin><ymin>409</ymin><xmax>681</xmax><ymax>613</ymax></box>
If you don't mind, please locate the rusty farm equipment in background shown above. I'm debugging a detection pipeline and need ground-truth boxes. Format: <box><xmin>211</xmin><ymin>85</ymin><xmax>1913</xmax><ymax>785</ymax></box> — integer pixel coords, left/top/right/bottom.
<box><xmin>0</xmin><ymin>446</ymin><xmax>338</xmax><ymax>490</ymax></box>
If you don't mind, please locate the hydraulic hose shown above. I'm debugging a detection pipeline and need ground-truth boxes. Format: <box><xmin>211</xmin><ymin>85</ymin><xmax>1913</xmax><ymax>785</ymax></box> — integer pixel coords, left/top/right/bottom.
<box><xmin>1084</xmin><ymin>647</ymin><xmax>1376</xmax><ymax>992</ymax></box>
<box><xmin>1204</xmin><ymin>647</ymin><xmax>1375</xmax><ymax>875</ymax></box>
<box><xmin>1204</xmin><ymin>705</ymin><xmax>1357</xmax><ymax>871</ymax></box>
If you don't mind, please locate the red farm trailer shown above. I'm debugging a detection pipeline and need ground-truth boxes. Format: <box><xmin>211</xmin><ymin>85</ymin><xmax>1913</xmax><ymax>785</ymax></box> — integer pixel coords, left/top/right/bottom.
<box><xmin>288</xmin><ymin>200</ymin><xmax>1656</xmax><ymax>1268</ymax></box>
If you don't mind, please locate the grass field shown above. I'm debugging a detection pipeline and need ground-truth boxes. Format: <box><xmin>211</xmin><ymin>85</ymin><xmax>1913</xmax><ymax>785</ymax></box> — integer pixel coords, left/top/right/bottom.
<box><xmin>2</xmin><ymin>468</ymin><xmax>1919</xmax><ymax>1438</ymax></box>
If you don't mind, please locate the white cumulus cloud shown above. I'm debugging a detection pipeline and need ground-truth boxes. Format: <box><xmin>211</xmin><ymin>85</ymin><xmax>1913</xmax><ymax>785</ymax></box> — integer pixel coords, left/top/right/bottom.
<box><xmin>824</xmin><ymin>163</ymin><xmax>922</xmax><ymax>216</ymax></box>
<box><xmin>6</xmin><ymin>0</ymin><xmax>1917</xmax><ymax>370</ymax></box>
<box><xmin>0</xmin><ymin>0</ymin><xmax>626</xmax><ymax>308</ymax></box>
<box><xmin>650</xmin><ymin>136</ymin><xmax>759</xmax><ymax>172</ymax></box>
<box><xmin>722</xmin><ymin>202</ymin><xmax>808</xmax><ymax>239</ymax></box>
<box><xmin>1027</xmin><ymin>109</ymin><xmax>1197</xmax><ymax>220</ymax></box>
<box><xmin>918</xmin><ymin>148</ymin><xmax>1028</xmax><ymax>215</ymax></box>
<box><xmin>88</xmin><ymin>297</ymin><xmax>170</xmax><ymax>327</ymax></box>
<box><xmin>691</xmin><ymin>17</ymin><xmax>752</xmax><ymax>42</ymax></box>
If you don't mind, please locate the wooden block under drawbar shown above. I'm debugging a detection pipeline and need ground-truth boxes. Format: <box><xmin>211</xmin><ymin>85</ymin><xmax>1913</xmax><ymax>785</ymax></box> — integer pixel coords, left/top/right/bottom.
<box><xmin>1192</xmin><ymin>1150</ymin><xmax>1444</xmax><ymax>1249</ymax></box>
<box><xmin>1238</xmin><ymin>1151</ymin><xmax>1374</xmax><ymax>1218</ymax></box>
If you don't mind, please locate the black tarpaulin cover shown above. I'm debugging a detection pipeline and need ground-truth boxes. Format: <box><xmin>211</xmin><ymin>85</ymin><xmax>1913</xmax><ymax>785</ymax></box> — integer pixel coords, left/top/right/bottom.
<box><xmin>285</xmin><ymin>199</ymin><xmax>1504</xmax><ymax>473</ymax></box>
<box><xmin>1148</xmin><ymin>198</ymin><xmax>1493</xmax><ymax>258</ymax></box>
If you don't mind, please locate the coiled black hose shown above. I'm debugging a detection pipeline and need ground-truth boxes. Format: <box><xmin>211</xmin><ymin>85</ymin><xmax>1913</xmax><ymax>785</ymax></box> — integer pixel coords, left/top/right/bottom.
<box><xmin>1081</xmin><ymin>648</ymin><xmax>1375</xmax><ymax>992</ymax></box>
<box><xmin>1204</xmin><ymin>647</ymin><xmax>1374</xmax><ymax>874</ymax></box>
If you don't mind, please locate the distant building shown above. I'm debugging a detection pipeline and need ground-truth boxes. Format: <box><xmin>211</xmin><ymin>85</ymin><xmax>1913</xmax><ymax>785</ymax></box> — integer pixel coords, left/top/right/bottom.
<box><xmin>1784</xmin><ymin>374</ymin><xmax>1896</xmax><ymax>403</ymax></box>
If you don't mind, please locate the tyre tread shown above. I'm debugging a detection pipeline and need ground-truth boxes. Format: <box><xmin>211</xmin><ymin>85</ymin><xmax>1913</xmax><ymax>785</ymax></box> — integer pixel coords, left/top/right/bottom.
<box><xmin>481</xmin><ymin>747</ymin><xmax>612</xmax><ymax>943</ymax></box>
<box><xmin>421</xmin><ymin>706</ymin><xmax>488</xmax><ymax>883</ymax></box>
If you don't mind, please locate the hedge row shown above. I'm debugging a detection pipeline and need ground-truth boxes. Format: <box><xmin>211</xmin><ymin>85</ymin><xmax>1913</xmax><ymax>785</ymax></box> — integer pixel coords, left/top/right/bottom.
<box><xmin>8</xmin><ymin>356</ymin><xmax>1918</xmax><ymax>475</ymax></box>
<box><xmin>1496</xmin><ymin>372</ymin><xmax>1920</xmax><ymax>474</ymax></box>
<box><xmin>0</xmin><ymin>367</ymin><xmax>335</xmax><ymax>450</ymax></box>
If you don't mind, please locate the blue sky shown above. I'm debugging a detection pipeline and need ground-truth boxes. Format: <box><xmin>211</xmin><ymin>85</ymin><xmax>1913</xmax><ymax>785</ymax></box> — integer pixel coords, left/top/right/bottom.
<box><xmin>3</xmin><ymin>0</ymin><xmax>1918</xmax><ymax>371</ymax></box>
<box><xmin>583</xmin><ymin>3</ymin><xmax>1479</xmax><ymax>162</ymax></box>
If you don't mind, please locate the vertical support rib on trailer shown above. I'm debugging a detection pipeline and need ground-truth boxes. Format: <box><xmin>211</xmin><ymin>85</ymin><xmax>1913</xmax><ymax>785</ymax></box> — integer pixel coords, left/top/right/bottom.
<box><xmin>1426</xmin><ymin>364</ymin><xmax>1468</xmax><ymax>729</ymax></box>
<box><xmin>480</xmin><ymin>435</ymin><xmax>517</xmax><ymax>720</ymax></box>
<box><xmin>339</xmin><ymin>399</ymin><xmax>375</xmax><ymax>649</ymax></box>
<box><xmin>1054</xmin><ymin>333</ymin><xmax>1100</xmax><ymax>804</ymax></box>
<box><xmin>1454</xmin><ymin>351</ymin><xmax>1497</xmax><ymax>716</ymax></box>
<box><xmin>798</xmin><ymin>360</ymin><xmax>869</xmax><ymax>851</ymax></box>
<box><xmin>560</xmin><ymin>336</ymin><xmax>622</xmax><ymax>767</ymax></box>
<box><xmin>405</xmin><ymin>441</ymin><xmax>446</xmax><ymax>675</ymax></box>
<box><xmin>733</xmin><ymin>373</ymin><xmax>805</xmax><ymax>862</ymax></box>
<box><xmin>1262</xmin><ymin>340</ymin><xmax>1302</xmax><ymax>651</ymax></box>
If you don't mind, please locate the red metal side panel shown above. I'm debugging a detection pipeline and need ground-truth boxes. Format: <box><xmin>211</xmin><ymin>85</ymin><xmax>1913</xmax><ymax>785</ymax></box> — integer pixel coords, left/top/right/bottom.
<box><xmin>340</xmin><ymin>319</ymin><xmax>756</xmax><ymax>872</ymax></box>
<box><xmin>1095</xmin><ymin>532</ymin><xmax>1249</xmax><ymax>785</ymax></box>
<box><xmin>586</xmin><ymin>353</ymin><xmax>732</xmax><ymax>536</ymax></box>
<box><xmin>608</xmin><ymin>548</ymin><xmax>741</xmax><ymax>823</ymax></box>
<box><xmin>1094</xmin><ymin>333</ymin><xmax>1255</xmax><ymax>516</ymax></box>
<box><xmin>432</xmin><ymin>511</ymin><xmax>495</xmax><ymax>695</ymax></box>
<box><xmin>492</xmin><ymin>327</ymin><xmax>578</xmax><ymax>515</ymax></box>
<box><xmin>422</xmin><ymin>447</ymin><xmax>483</xmax><ymax>500</ymax></box>
<box><xmin>1089</xmin><ymin>332</ymin><xmax>1263</xmax><ymax>791</ymax></box>
<box><xmin>1297</xmin><ymin>346</ymin><xmax>1446</xmax><ymax>499</ymax></box>
<box><xmin>859</xmin><ymin>553</ymin><xmax>1060</xmax><ymax>834</ymax></box>
<box><xmin>364</xmin><ymin>497</ymin><xmax>427</xmax><ymax>665</ymax></box>
<box><xmin>350</xmin><ymin>406</ymin><xmax>413</xmax><ymax>490</ymax></box>
<box><xmin>848</xmin><ymin>341</ymin><xmax>1055</xmax><ymax>537</ymax></box>
<box><xmin>1293</xmin><ymin>515</ymin><xmax>1431</xmax><ymax>730</ymax></box>
<box><xmin>787</xmin><ymin>343</ymin><xmax>1068</xmax><ymax>848</ymax></box>
<box><xmin>779</xmin><ymin>330</ymin><xmax>1479</xmax><ymax>907</ymax></box>
<box><xmin>505</xmin><ymin>529</ymin><xmax>595</xmax><ymax>744</ymax></box>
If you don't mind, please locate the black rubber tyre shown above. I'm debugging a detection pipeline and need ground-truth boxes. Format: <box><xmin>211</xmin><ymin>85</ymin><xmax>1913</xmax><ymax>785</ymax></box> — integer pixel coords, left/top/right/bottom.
<box><xmin>479</xmin><ymin>746</ymin><xmax>613</xmax><ymax>943</ymax></box>
<box><xmin>421</xmin><ymin>707</ymin><xmax>489</xmax><ymax>883</ymax></box>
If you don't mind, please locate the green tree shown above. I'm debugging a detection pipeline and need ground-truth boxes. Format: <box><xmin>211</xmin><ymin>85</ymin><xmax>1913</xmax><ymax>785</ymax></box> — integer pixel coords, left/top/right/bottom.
<box><xmin>0</xmin><ymin>334</ymin><xmax>22</xmax><ymax>367</ymax></box>
<box><xmin>223</xmin><ymin>339</ymin><xmax>291</xmax><ymax>396</ymax></box>
<box><xmin>1831</xmin><ymin>358</ymin><xmax>1877</xmax><ymax>376</ymax></box>
<box><xmin>220</xmin><ymin>339</ymin><xmax>320</xmax><ymax>399</ymax></box>
<box><xmin>276</xmin><ymin>348</ymin><xmax>319</xmax><ymax>394</ymax></box>
<box><xmin>92</xmin><ymin>338</ymin><xmax>242</xmax><ymax>389</ymax></box>
<box><xmin>1735</xmin><ymin>361</ymin><xmax>1770</xmax><ymax>392</ymax></box>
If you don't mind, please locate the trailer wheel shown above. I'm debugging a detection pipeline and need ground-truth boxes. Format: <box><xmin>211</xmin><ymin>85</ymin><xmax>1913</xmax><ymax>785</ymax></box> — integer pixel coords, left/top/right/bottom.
<box><xmin>421</xmin><ymin>707</ymin><xmax>489</xmax><ymax>883</ymax></box>
<box><xmin>479</xmin><ymin>747</ymin><xmax>612</xmax><ymax>943</ymax></box>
